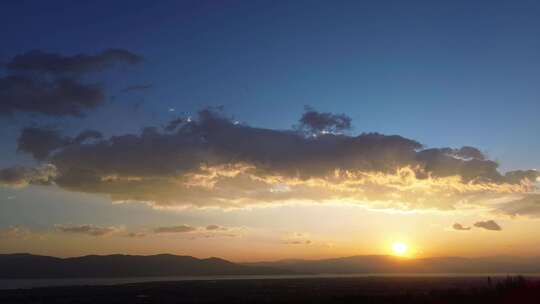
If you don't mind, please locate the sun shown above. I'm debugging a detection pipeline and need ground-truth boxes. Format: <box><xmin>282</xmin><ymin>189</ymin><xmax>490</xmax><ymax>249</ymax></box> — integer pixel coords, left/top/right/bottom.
<box><xmin>391</xmin><ymin>242</ymin><xmax>408</xmax><ymax>256</ymax></box>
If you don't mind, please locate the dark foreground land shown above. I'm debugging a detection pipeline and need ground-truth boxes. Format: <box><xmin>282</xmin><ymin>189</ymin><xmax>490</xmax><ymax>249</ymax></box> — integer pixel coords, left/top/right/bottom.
<box><xmin>1</xmin><ymin>276</ymin><xmax>540</xmax><ymax>304</ymax></box>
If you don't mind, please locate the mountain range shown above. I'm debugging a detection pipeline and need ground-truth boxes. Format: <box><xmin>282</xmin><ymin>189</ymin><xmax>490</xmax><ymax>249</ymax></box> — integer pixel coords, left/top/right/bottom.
<box><xmin>246</xmin><ymin>255</ymin><xmax>540</xmax><ymax>274</ymax></box>
<box><xmin>2</xmin><ymin>253</ymin><xmax>540</xmax><ymax>279</ymax></box>
<box><xmin>0</xmin><ymin>253</ymin><xmax>288</xmax><ymax>279</ymax></box>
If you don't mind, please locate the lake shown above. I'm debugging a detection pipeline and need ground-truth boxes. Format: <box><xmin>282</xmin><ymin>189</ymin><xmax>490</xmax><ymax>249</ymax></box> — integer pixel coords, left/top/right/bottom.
<box><xmin>3</xmin><ymin>273</ymin><xmax>540</xmax><ymax>290</ymax></box>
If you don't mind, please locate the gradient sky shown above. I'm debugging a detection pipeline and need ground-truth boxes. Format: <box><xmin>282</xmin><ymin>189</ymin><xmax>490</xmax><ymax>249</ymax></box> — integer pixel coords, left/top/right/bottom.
<box><xmin>1</xmin><ymin>0</ymin><xmax>540</xmax><ymax>261</ymax></box>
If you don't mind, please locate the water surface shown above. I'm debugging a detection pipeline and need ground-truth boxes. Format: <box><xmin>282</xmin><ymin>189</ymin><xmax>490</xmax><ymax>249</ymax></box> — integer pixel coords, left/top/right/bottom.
<box><xmin>2</xmin><ymin>273</ymin><xmax>540</xmax><ymax>290</ymax></box>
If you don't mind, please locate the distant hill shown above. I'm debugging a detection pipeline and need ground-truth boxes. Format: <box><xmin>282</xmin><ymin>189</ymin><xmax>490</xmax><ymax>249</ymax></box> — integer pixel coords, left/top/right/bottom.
<box><xmin>3</xmin><ymin>253</ymin><xmax>540</xmax><ymax>279</ymax></box>
<box><xmin>246</xmin><ymin>255</ymin><xmax>540</xmax><ymax>274</ymax></box>
<box><xmin>0</xmin><ymin>253</ymin><xmax>290</xmax><ymax>279</ymax></box>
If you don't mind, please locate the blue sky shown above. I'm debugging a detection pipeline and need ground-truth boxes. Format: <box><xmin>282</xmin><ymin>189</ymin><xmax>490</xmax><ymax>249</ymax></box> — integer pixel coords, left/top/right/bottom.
<box><xmin>2</xmin><ymin>0</ymin><xmax>539</xmax><ymax>170</ymax></box>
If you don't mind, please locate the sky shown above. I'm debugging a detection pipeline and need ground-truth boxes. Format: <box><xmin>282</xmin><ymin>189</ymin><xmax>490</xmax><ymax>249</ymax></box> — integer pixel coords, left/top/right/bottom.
<box><xmin>1</xmin><ymin>0</ymin><xmax>540</xmax><ymax>261</ymax></box>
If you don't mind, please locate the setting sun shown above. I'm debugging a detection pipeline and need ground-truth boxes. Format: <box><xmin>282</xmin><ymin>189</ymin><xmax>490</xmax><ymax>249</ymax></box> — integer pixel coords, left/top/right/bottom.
<box><xmin>392</xmin><ymin>242</ymin><xmax>408</xmax><ymax>256</ymax></box>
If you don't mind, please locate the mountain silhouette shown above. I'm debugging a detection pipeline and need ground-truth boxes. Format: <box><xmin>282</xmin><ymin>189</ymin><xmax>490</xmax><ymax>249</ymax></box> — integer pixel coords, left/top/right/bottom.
<box><xmin>246</xmin><ymin>255</ymin><xmax>540</xmax><ymax>274</ymax></box>
<box><xmin>0</xmin><ymin>253</ymin><xmax>289</xmax><ymax>279</ymax></box>
<box><xmin>3</xmin><ymin>253</ymin><xmax>540</xmax><ymax>279</ymax></box>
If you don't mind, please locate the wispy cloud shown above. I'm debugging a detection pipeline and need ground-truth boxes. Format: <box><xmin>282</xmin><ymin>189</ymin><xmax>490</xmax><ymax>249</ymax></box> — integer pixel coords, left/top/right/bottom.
<box><xmin>55</xmin><ymin>224</ymin><xmax>122</xmax><ymax>236</ymax></box>
<box><xmin>474</xmin><ymin>220</ymin><xmax>502</xmax><ymax>231</ymax></box>
<box><xmin>453</xmin><ymin>223</ymin><xmax>471</xmax><ymax>231</ymax></box>
<box><xmin>153</xmin><ymin>225</ymin><xmax>197</xmax><ymax>234</ymax></box>
<box><xmin>206</xmin><ymin>224</ymin><xmax>228</xmax><ymax>231</ymax></box>
<box><xmin>283</xmin><ymin>232</ymin><xmax>312</xmax><ymax>245</ymax></box>
<box><xmin>125</xmin><ymin>232</ymin><xmax>147</xmax><ymax>238</ymax></box>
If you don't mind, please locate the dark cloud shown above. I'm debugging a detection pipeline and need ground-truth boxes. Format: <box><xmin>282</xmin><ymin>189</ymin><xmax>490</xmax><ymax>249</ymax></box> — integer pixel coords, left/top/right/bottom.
<box><xmin>0</xmin><ymin>164</ymin><xmax>57</xmax><ymax>186</ymax></box>
<box><xmin>297</xmin><ymin>106</ymin><xmax>352</xmax><ymax>134</ymax></box>
<box><xmin>2</xmin><ymin>108</ymin><xmax>537</xmax><ymax>212</ymax></box>
<box><xmin>5</xmin><ymin>49</ymin><xmax>142</xmax><ymax>75</ymax></box>
<box><xmin>0</xmin><ymin>166</ymin><xmax>35</xmax><ymax>186</ymax></box>
<box><xmin>17</xmin><ymin>127</ymin><xmax>70</xmax><ymax>160</ymax></box>
<box><xmin>73</xmin><ymin>130</ymin><xmax>103</xmax><ymax>144</ymax></box>
<box><xmin>164</xmin><ymin>117</ymin><xmax>187</xmax><ymax>132</ymax></box>
<box><xmin>17</xmin><ymin>127</ymin><xmax>102</xmax><ymax>160</ymax></box>
<box><xmin>154</xmin><ymin>225</ymin><xmax>197</xmax><ymax>234</ymax></box>
<box><xmin>453</xmin><ymin>223</ymin><xmax>471</xmax><ymax>231</ymax></box>
<box><xmin>503</xmin><ymin>170</ymin><xmax>539</xmax><ymax>184</ymax></box>
<box><xmin>474</xmin><ymin>220</ymin><xmax>502</xmax><ymax>231</ymax></box>
<box><xmin>46</xmin><ymin>108</ymin><xmax>517</xmax><ymax>181</ymax></box>
<box><xmin>49</xmin><ymin>108</ymin><xmax>424</xmax><ymax>180</ymax></box>
<box><xmin>0</xmin><ymin>76</ymin><xmax>104</xmax><ymax>117</ymax></box>
<box><xmin>0</xmin><ymin>49</ymin><xmax>142</xmax><ymax>117</ymax></box>
<box><xmin>415</xmin><ymin>148</ymin><xmax>501</xmax><ymax>182</ymax></box>
<box><xmin>55</xmin><ymin>224</ymin><xmax>121</xmax><ymax>236</ymax></box>
<box><xmin>454</xmin><ymin>146</ymin><xmax>486</xmax><ymax>160</ymax></box>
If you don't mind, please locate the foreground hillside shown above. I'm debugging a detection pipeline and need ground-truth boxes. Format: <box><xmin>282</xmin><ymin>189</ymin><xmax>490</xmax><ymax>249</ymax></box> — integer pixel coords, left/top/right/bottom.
<box><xmin>2</xmin><ymin>276</ymin><xmax>539</xmax><ymax>304</ymax></box>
